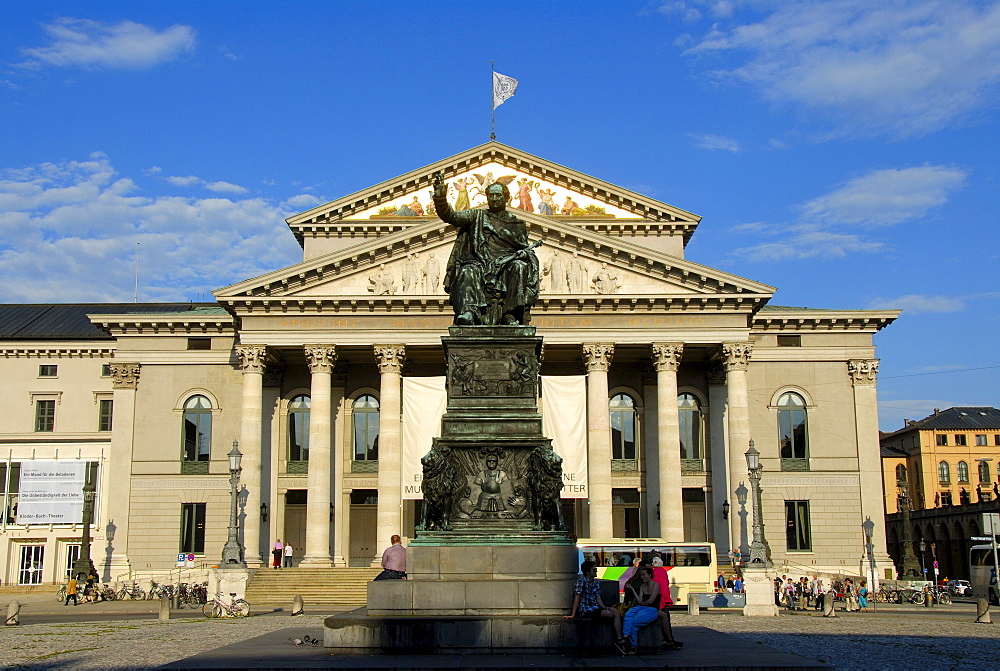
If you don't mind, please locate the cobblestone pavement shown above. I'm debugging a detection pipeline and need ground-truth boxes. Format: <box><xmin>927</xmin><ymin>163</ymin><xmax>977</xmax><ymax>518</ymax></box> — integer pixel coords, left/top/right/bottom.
<box><xmin>677</xmin><ymin>609</ymin><xmax>1000</xmax><ymax>669</ymax></box>
<box><xmin>0</xmin><ymin>613</ymin><xmax>330</xmax><ymax>669</ymax></box>
<box><xmin>3</xmin><ymin>596</ymin><xmax>1000</xmax><ymax>669</ymax></box>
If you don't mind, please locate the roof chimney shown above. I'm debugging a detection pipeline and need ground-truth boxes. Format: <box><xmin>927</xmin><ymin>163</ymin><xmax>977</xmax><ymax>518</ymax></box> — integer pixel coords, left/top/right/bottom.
<box><xmin>933</xmin><ymin>408</ymin><xmax>940</xmax><ymax>414</ymax></box>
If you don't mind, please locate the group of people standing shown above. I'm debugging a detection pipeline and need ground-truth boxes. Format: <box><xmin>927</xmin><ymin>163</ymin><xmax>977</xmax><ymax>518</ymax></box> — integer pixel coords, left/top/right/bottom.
<box><xmin>775</xmin><ymin>574</ymin><xmax>870</xmax><ymax>612</ymax></box>
<box><xmin>564</xmin><ymin>557</ymin><xmax>683</xmax><ymax>655</ymax></box>
<box><xmin>271</xmin><ymin>539</ymin><xmax>294</xmax><ymax>569</ymax></box>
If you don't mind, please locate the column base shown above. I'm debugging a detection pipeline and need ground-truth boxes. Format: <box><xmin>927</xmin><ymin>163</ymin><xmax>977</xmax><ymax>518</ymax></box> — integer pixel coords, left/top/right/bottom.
<box><xmin>742</xmin><ymin>566</ymin><xmax>780</xmax><ymax>617</ymax></box>
<box><xmin>298</xmin><ymin>556</ymin><xmax>335</xmax><ymax>568</ymax></box>
<box><xmin>104</xmin><ymin>555</ymin><xmax>132</xmax><ymax>583</ymax></box>
<box><xmin>333</xmin><ymin>555</ymin><xmax>348</xmax><ymax>568</ymax></box>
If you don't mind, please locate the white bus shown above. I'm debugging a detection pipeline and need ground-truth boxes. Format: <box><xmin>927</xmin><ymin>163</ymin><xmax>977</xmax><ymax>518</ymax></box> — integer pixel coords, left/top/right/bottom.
<box><xmin>576</xmin><ymin>539</ymin><xmax>717</xmax><ymax>604</ymax></box>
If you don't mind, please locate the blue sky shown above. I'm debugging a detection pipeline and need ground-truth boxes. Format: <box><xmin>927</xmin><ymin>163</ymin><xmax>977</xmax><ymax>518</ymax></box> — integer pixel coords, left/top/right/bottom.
<box><xmin>1</xmin><ymin>1</ymin><xmax>998</xmax><ymax>431</ymax></box>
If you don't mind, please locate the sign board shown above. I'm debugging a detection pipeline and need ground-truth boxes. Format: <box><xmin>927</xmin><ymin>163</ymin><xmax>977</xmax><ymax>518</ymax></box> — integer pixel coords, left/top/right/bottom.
<box><xmin>16</xmin><ymin>461</ymin><xmax>87</xmax><ymax>524</ymax></box>
<box><xmin>177</xmin><ymin>553</ymin><xmax>187</xmax><ymax>567</ymax></box>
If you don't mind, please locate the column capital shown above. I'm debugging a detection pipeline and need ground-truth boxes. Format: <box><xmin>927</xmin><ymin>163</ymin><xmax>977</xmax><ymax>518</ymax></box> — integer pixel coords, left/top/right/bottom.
<box><xmin>109</xmin><ymin>362</ymin><xmax>140</xmax><ymax>389</ymax></box>
<box><xmin>582</xmin><ymin>343</ymin><xmax>615</xmax><ymax>372</ymax></box>
<box><xmin>236</xmin><ymin>344</ymin><xmax>270</xmax><ymax>374</ymax></box>
<box><xmin>305</xmin><ymin>345</ymin><xmax>337</xmax><ymax>374</ymax></box>
<box><xmin>721</xmin><ymin>342</ymin><xmax>753</xmax><ymax>371</ymax></box>
<box><xmin>706</xmin><ymin>363</ymin><xmax>727</xmax><ymax>386</ymax></box>
<box><xmin>373</xmin><ymin>344</ymin><xmax>406</xmax><ymax>374</ymax></box>
<box><xmin>848</xmin><ymin>359</ymin><xmax>879</xmax><ymax>386</ymax></box>
<box><xmin>651</xmin><ymin>343</ymin><xmax>684</xmax><ymax>373</ymax></box>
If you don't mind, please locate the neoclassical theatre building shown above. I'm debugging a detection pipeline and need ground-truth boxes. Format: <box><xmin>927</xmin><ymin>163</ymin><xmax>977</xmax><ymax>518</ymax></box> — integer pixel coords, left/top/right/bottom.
<box><xmin>0</xmin><ymin>143</ymin><xmax>899</xmax><ymax>585</ymax></box>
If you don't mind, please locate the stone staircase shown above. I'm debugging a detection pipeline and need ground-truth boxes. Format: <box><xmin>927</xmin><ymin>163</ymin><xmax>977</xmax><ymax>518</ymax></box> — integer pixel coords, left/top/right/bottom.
<box><xmin>244</xmin><ymin>567</ymin><xmax>380</xmax><ymax>608</ymax></box>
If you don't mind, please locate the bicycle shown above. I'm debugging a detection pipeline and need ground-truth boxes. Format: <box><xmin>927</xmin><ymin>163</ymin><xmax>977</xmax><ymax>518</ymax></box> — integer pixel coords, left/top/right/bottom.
<box><xmin>55</xmin><ymin>584</ymin><xmax>67</xmax><ymax>602</ymax></box>
<box><xmin>117</xmin><ymin>583</ymin><xmax>146</xmax><ymax>600</ymax></box>
<box><xmin>203</xmin><ymin>592</ymin><xmax>250</xmax><ymax>618</ymax></box>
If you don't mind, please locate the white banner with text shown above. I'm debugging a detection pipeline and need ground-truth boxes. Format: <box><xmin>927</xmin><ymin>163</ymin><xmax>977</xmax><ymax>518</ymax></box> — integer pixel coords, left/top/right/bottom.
<box><xmin>17</xmin><ymin>460</ymin><xmax>87</xmax><ymax>524</ymax></box>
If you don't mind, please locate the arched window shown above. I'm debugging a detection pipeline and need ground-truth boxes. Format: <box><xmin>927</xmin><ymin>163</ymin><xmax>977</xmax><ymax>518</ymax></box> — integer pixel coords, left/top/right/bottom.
<box><xmin>353</xmin><ymin>395</ymin><xmax>379</xmax><ymax>461</ymax></box>
<box><xmin>777</xmin><ymin>392</ymin><xmax>808</xmax><ymax>460</ymax></box>
<box><xmin>938</xmin><ymin>461</ymin><xmax>951</xmax><ymax>484</ymax></box>
<box><xmin>288</xmin><ymin>394</ymin><xmax>310</xmax><ymax>462</ymax></box>
<box><xmin>895</xmin><ymin>463</ymin><xmax>908</xmax><ymax>484</ymax></box>
<box><xmin>979</xmin><ymin>460</ymin><xmax>991</xmax><ymax>484</ymax></box>
<box><xmin>609</xmin><ymin>393</ymin><xmax>637</xmax><ymax>460</ymax></box>
<box><xmin>957</xmin><ymin>461</ymin><xmax>970</xmax><ymax>483</ymax></box>
<box><xmin>182</xmin><ymin>395</ymin><xmax>212</xmax><ymax>463</ymax></box>
<box><xmin>678</xmin><ymin>393</ymin><xmax>703</xmax><ymax>460</ymax></box>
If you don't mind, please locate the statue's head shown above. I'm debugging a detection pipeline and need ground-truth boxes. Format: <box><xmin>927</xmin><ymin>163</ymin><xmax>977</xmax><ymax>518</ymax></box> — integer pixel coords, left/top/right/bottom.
<box><xmin>486</xmin><ymin>455</ymin><xmax>499</xmax><ymax>469</ymax></box>
<box><xmin>486</xmin><ymin>182</ymin><xmax>508</xmax><ymax>212</ymax></box>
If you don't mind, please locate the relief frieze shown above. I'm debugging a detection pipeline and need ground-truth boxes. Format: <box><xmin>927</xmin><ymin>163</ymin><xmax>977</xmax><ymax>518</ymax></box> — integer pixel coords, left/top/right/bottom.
<box><xmin>247</xmin><ymin>313</ymin><xmax>732</xmax><ymax>331</ymax></box>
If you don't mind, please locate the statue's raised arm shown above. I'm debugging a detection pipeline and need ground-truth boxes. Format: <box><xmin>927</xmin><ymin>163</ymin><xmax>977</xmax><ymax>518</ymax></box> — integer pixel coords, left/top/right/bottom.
<box><xmin>432</xmin><ymin>172</ymin><xmax>540</xmax><ymax>326</ymax></box>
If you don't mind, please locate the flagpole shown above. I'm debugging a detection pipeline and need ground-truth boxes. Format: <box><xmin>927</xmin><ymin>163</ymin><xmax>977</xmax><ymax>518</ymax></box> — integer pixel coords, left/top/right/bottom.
<box><xmin>490</xmin><ymin>60</ymin><xmax>496</xmax><ymax>142</ymax></box>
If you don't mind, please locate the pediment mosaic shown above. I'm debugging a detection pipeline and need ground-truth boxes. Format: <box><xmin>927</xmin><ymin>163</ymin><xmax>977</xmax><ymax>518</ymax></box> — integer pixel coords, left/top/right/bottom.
<box><xmin>350</xmin><ymin>162</ymin><xmax>636</xmax><ymax>220</ymax></box>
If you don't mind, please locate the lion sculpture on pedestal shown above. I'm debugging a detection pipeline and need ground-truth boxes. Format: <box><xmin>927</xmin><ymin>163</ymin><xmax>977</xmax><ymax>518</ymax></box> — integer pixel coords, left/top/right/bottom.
<box><xmin>416</xmin><ymin>443</ymin><xmax>458</xmax><ymax>531</ymax></box>
<box><xmin>527</xmin><ymin>445</ymin><xmax>567</xmax><ymax>531</ymax></box>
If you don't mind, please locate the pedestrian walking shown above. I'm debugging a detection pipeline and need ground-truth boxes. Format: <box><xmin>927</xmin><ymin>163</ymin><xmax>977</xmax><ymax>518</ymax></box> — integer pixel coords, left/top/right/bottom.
<box><xmin>272</xmin><ymin>539</ymin><xmax>283</xmax><ymax>569</ymax></box>
<box><xmin>844</xmin><ymin>578</ymin><xmax>858</xmax><ymax>612</ymax></box>
<box><xmin>64</xmin><ymin>575</ymin><xmax>79</xmax><ymax>606</ymax></box>
<box><xmin>283</xmin><ymin>541</ymin><xmax>294</xmax><ymax>568</ymax></box>
<box><xmin>858</xmin><ymin>580</ymin><xmax>870</xmax><ymax>611</ymax></box>
<box><xmin>814</xmin><ymin>579</ymin><xmax>825</xmax><ymax>610</ymax></box>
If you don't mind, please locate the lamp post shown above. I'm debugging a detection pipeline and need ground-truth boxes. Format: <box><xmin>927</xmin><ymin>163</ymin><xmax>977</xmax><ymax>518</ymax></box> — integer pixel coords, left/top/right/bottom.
<box><xmin>896</xmin><ymin>479</ymin><xmax>921</xmax><ymax>577</ymax></box>
<box><xmin>919</xmin><ymin>538</ymin><xmax>927</xmax><ymax>579</ymax></box>
<box><xmin>862</xmin><ymin>517</ymin><xmax>877</xmax><ymax>612</ymax></box>
<box><xmin>221</xmin><ymin>441</ymin><xmax>245</xmax><ymax>568</ymax></box>
<box><xmin>71</xmin><ymin>480</ymin><xmax>97</xmax><ymax>579</ymax></box>
<box><xmin>745</xmin><ymin>441</ymin><xmax>772</xmax><ymax>567</ymax></box>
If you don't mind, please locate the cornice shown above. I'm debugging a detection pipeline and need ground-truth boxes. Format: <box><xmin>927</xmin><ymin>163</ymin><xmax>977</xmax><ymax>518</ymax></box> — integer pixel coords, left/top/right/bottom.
<box><xmin>0</xmin><ymin>344</ymin><xmax>115</xmax><ymax>358</ymax></box>
<box><xmin>284</xmin><ymin>142</ymin><xmax>701</xmax><ymax>246</ymax></box>
<box><xmin>753</xmin><ymin>308</ymin><xmax>899</xmax><ymax>333</ymax></box>
<box><xmin>89</xmin><ymin>313</ymin><xmax>236</xmax><ymax>337</ymax></box>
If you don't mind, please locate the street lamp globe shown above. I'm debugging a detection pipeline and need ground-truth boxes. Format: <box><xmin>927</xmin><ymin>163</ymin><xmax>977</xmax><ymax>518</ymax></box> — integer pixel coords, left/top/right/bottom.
<box><xmin>745</xmin><ymin>441</ymin><xmax>760</xmax><ymax>472</ymax></box>
<box><xmin>228</xmin><ymin>440</ymin><xmax>243</xmax><ymax>472</ymax></box>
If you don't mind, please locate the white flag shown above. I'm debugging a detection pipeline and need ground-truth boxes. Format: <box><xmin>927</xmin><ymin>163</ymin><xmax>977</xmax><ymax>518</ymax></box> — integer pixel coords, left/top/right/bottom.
<box><xmin>492</xmin><ymin>71</ymin><xmax>518</xmax><ymax>110</ymax></box>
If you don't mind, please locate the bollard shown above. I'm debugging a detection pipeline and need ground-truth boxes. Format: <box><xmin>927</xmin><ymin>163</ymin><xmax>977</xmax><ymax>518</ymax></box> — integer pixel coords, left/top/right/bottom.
<box><xmin>687</xmin><ymin>593</ymin><xmax>700</xmax><ymax>616</ymax></box>
<box><xmin>171</xmin><ymin>593</ymin><xmax>180</xmax><ymax>610</ymax></box>
<box><xmin>924</xmin><ymin>587</ymin><xmax>931</xmax><ymax>608</ymax></box>
<box><xmin>292</xmin><ymin>594</ymin><xmax>304</xmax><ymax>616</ymax></box>
<box><xmin>822</xmin><ymin>591</ymin><xmax>836</xmax><ymax>617</ymax></box>
<box><xmin>976</xmin><ymin>598</ymin><xmax>992</xmax><ymax>624</ymax></box>
<box><xmin>159</xmin><ymin>596</ymin><xmax>171</xmax><ymax>620</ymax></box>
<box><xmin>5</xmin><ymin>600</ymin><xmax>20</xmax><ymax>626</ymax></box>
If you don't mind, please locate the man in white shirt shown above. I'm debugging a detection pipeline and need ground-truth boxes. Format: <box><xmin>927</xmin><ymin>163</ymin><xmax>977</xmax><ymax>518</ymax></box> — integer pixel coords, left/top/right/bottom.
<box><xmin>283</xmin><ymin>541</ymin><xmax>294</xmax><ymax>568</ymax></box>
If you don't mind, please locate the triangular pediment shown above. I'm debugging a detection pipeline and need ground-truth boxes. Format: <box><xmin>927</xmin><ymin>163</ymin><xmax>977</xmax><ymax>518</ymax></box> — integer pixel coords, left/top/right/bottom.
<box><xmin>285</xmin><ymin>142</ymin><xmax>701</xmax><ymax>246</ymax></box>
<box><xmin>216</xmin><ymin>213</ymin><xmax>773</xmax><ymax>313</ymax></box>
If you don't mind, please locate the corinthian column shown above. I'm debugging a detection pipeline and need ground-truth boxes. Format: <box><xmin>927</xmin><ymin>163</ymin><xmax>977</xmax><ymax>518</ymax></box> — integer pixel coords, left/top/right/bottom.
<box><xmin>849</xmin><ymin>359</ymin><xmax>891</xmax><ymax>580</ymax></box>
<box><xmin>300</xmin><ymin>345</ymin><xmax>335</xmax><ymax>567</ymax></box>
<box><xmin>236</xmin><ymin>345</ymin><xmax>269</xmax><ymax>566</ymax></box>
<box><xmin>374</xmin><ymin>344</ymin><xmax>405</xmax><ymax>563</ymax></box>
<box><xmin>583</xmin><ymin>343</ymin><xmax>614</xmax><ymax>539</ymax></box>
<box><xmin>104</xmin><ymin>363</ymin><xmax>139</xmax><ymax>580</ymax></box>
<box><xmin>652</xmin><ymin>343</ymin><xmax>684</xmax><ymax>541</ymax></box>
<box><xmin>722</xmin><ymin>342</ymin><xmax>753</xmax><ymax>556</ymax></box>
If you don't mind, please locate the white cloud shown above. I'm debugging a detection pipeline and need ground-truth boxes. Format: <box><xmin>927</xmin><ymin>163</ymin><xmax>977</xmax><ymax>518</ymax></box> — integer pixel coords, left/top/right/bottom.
<box><xmin>16</xmin><ymin>18</ymin><xmax>196</xmax><ymax>70</ymax></box>
<box><xmin>689</xmin><ymin>133</ymin><xmax>742</xmax><ymax>152</ymax></box>
<box><xmin>867</xmin><ymin>294</ymin><xmax>965</xmax><ymax>314</ymax></box>
<box><xmin>799</xmin><ymin>165</ymin><xmax>966</xmax><ymax>227</ymax></box>
<box><xmin>205</xmin><ymin>181</ymin><xmax>247</xmax><ymax>194</ymax></box>
<box><xmin>730</xmin><ymin>163</ymin><xmax>965</xmax><ymax>261</ymax></box>
<box><xmin>165</xmin><ymin>175</ymin><xmax>202</xmax><ymax>187</ymax></box>
<box><xmin>284</xmin><ymin>194</ymin><xmax>323</xmax><ymax>209</ymax></box>
<box><xmin>683</xmin><ymin>1</ymin><xmax>1000</xmax><ymax>137</ymax></box>
<box><xmin>0</xmin><ymin>155</ymin><xmax>300</xmax><ymax>302</ymax></box>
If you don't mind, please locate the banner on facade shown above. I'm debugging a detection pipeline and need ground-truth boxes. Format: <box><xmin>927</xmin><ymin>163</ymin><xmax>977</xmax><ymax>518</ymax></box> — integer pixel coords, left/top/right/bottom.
<box><xmin>401</xmin><ymin>376</ymin><xmax>448</xmax><ymax>500</ymax></box>
<box><xmin>540</xmin><ymin>375</ymin><xmax>588</xmax><ymax>498</ymax></box>
<box><xmin>17</xmin><ymin>460</ymin><xmax>87</xmax><ymax>524</ymax></box>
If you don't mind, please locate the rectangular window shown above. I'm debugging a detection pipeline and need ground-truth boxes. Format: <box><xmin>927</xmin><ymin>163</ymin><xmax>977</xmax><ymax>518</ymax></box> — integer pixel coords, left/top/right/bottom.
<box><xmin>180</xmin><ymin>503</ymin><xmax>206</xmax><ymax>554</ymax></box>
<box><xmin>976</xmin><ymin>434</ymin><xmax>987</xmax><ymax>446</ymax></box>
<box><xmin>187</xmin><ymin>338</ymin><xmax>211</xmax><ymax>350</ymax></box>
<box><xmin>18</xmin><ymin>545</ymin><xmax>45</xmax><ymax>585</ymax></box>
<box><xmin>0</xmin><ymin>463</ymin><xmax>20</xmax><ymax>524</ymax></box>
<box><xmin>101</xmin><ymin>364</ymin><xmax>112</xmax><ymax>377</ymax></box>
<box><xmin>38</xmin><ymin>364</ymin><xmax>58</xmax><ymax>377</ymax></box>
<box><xmin>912</xmin><ymin>436</ymin><xmax>919</xmax><ymax>448</ymax></box>
<box><xmin>98</xmin><ymin>399</ymin><xmax>114</xmax><ymax>432</ymax></box>
<box><xmin>785</xmin><ymin>500</ymin><xmax>812</xmax><ymax>552</ymax></box>
<box><xmin>65</xmin><ymin>545</ymin><xmax>81</xmax><ymax>578</ymax></box>
<box><xmin>35</xmin><ymin>400</ymin><xmax>55</xmax><ymax>432</ymax></box>
<box><xmin>996</xmin><ymin>435</ymin><xmax>1000</xmax><ymax>446</ymax></box>
<box><xmin>940</xmin><ymin>491</ymin><xmax>953</xmax><ymax>506</ymax></box>
<box><xmin>936</xmin><ymin>434</ymin><xmax>948</xmax><ymax>446</ymax></box>
<box><xmin>955</xmin><ymin>434</ymin><xmax>968</xmax><ymax>446</ymax></box>
<box><xmin>776</xmin><ymin>335</ymin><xmax>801</xmax><ymax>347</ymax></box>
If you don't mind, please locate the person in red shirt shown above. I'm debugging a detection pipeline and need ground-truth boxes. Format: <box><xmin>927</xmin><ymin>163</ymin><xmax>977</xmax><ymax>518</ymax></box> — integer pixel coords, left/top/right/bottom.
<box><xmin>650</xmin><ymin>558</ymin><xmax>684</xmax><ymax>650</ymax></box>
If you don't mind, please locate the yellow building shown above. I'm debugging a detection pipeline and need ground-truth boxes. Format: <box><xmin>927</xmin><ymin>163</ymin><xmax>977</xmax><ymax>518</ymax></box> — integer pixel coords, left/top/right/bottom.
<box><xmin>881</xmin><ymin>407</ymin><xmax>1000</xmax><ymax>513</ymax></box>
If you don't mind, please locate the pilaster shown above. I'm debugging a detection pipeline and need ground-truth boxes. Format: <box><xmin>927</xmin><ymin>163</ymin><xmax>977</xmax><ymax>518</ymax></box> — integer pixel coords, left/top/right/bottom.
<box><xmin>236</xmin><ymin>344</ymin><xmax>269</xmax><ymax>567</ymax></box>
<box><xmin>721</xmin><ymin>343</ymin><xmax>753</xmax><ymax>557</ymax></box>
<box><xmin>105</xmin><ymin>362</ymin><xmax>139</xmax><ymax>580</ymax></box>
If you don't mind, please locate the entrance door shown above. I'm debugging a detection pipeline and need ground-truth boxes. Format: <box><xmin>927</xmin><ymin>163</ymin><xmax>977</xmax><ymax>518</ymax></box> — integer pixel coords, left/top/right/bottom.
<box><xmin>284</xmin><ymin>506</ymin><xmax>307</xmax><ymax>564</ymax></box>
<box><xmin>682</xmin><ymin>488</ymin><xmax>708</xmax><ymax>542</ymax></box>
<box><xmin>19</xmin><ymin>545</ymin><xmax>44</xmax><ymax>585</ymax></box>
<box><xmin>349</xmin><ymin>505</ymin><xmax>377</xmax><ymax>566</ymax></box>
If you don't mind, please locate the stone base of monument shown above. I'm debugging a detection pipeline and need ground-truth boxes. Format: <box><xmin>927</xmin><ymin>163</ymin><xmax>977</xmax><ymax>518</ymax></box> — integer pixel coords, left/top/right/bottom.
<box><xmin>324</xmin><ymin>611</ymin><xmax>663</xmax><ymax>653</ymax></box>
<box><xmin>742</xmin><ymin>566</ymin><xmax>780</xmax><ymax>617</ymax></box>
